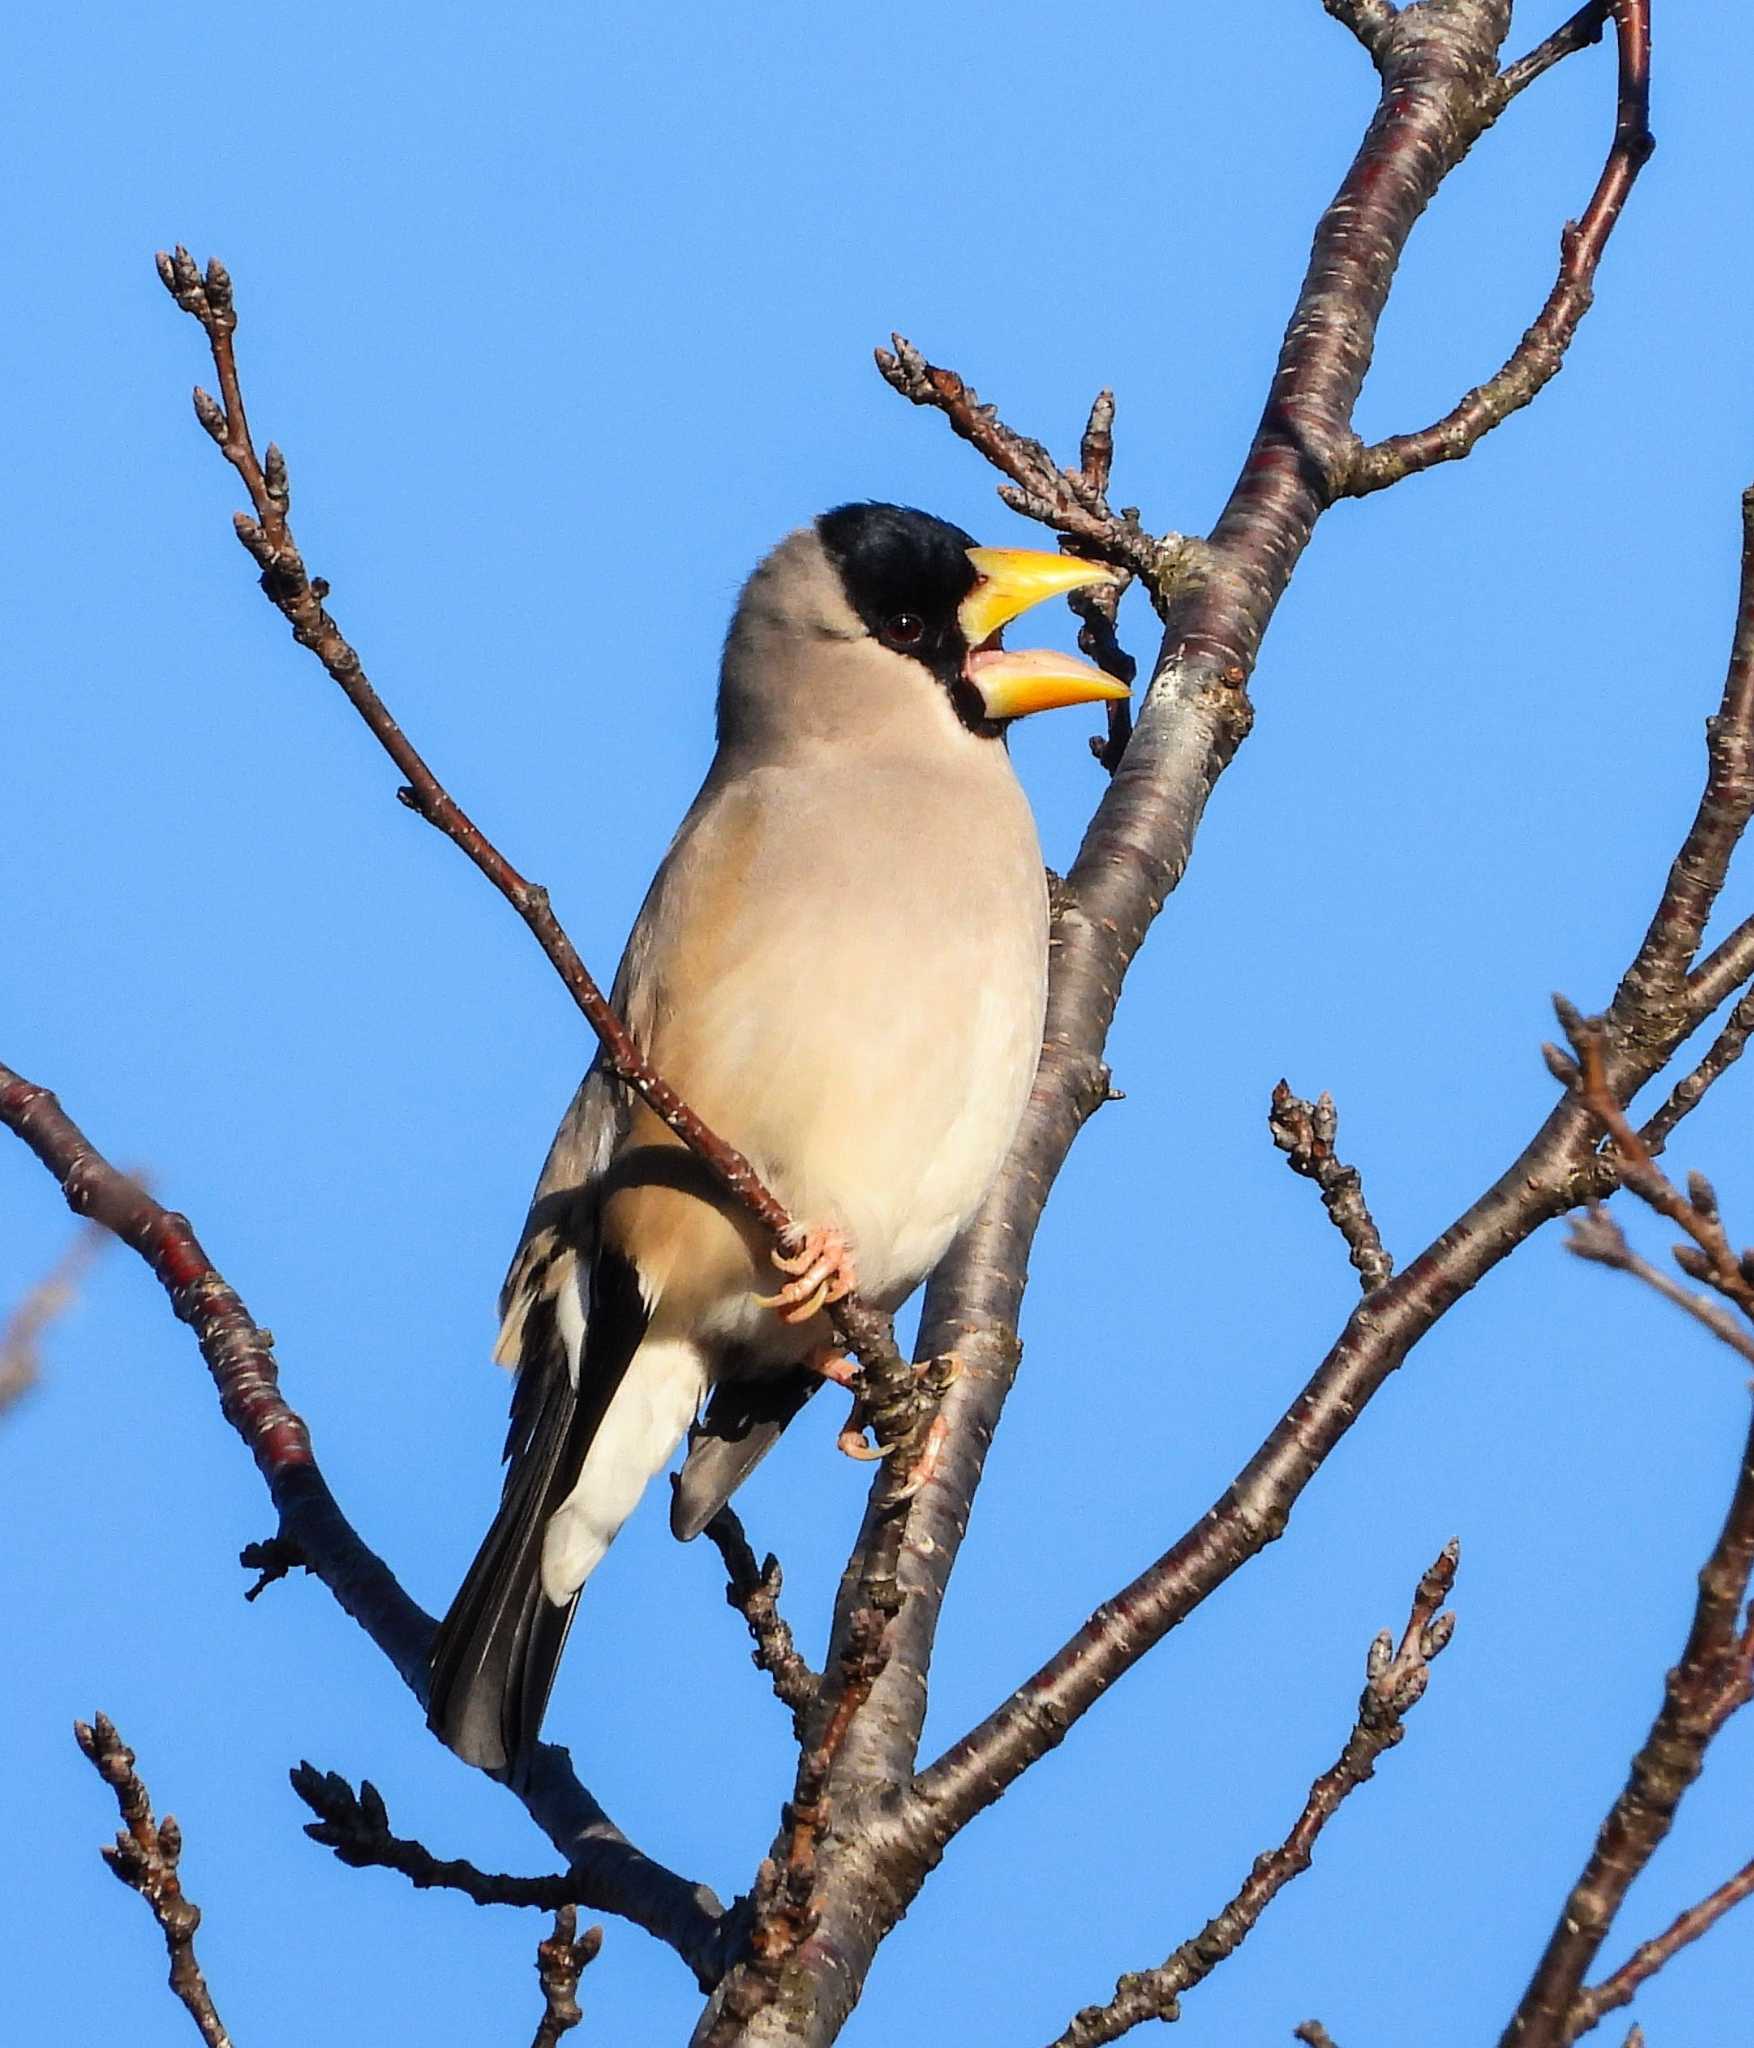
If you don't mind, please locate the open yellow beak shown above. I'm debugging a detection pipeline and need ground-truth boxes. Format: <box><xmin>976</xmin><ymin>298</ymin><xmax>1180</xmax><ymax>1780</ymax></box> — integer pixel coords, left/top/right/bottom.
<box><xmin>957</xmin><ymin>546</ymin><xmax>1130</xmax><ymax>721</ymax></box>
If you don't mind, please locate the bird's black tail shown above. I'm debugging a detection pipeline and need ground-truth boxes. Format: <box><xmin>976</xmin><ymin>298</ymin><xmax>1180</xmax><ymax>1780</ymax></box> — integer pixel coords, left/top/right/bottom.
<box><xmin>427</xmin><ymin>1317</ymin><xmax>588</xmax><ymax>1783</ymax></box>
<box><xmin>428</xmin><ymin>1243</ymin><xmax>652</xmax><ymax>1783</ymax></box>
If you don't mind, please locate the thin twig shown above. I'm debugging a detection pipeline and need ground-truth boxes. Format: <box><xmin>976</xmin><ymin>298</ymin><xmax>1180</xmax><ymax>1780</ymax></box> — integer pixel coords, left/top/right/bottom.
<box><xmin>1294</xmin><ymin>2027</ymin><xmax>1341</xmax><ymax>2048</ymax></box>
<box><xmin>1068</xmin><ymin>390</ymin><xmax>1139</xmax><ymax>773</ymax></box>
<box><xmin>1567</xmin><ymin>1856</ymin><xmax>1754</xmax><ymax>2040</ymax></box>
<box><xmin>153</xmin><ymin>248</ymin><xmax>904</xmax><ymax>1394</ymax></box>
<box><xmin>75</xmin><ymin>1714</ymin><xmax>234</xmax><ymax>2048</ymax></box>
<box><xmin>0</xmin><ymin>1216</ymin><xmax>108</xmax><ymax>1414</ymax></box>
<box><xmin>1499</xmin><ymin>1</ymin><xmax>1610</xmax><ymax>103</ymax></box>
<box><xmin>1565</xmin><ymin>1207</ymin><xmax>1754</xmax><ymax>1367</ymax></box>
<box><xmin>1343</xmin><ymin>0</ymin><xmax>1652</xmax><ymax>495</ymax></box>
<box><xmin>1498</xmin><ymin>1392</ymin><xmax>1754</xmax><ymax>2048</ymax></box>
<box><xmin>1046</xmin><ymin>1545</ymin><xmax>1458</xmax><ymax>2047</ymax></box>
<box><xmin>1640</xmin><ymin>982</ymin><xmax>1754</xmax><ymax>1156</ymax></box>
<box><xmin>874</xmin><ymin>335</ymin><xmax>1193</xmax><ymax>597</ymax></box>
<box><xmin>1565</xmin><ymin>1018</ymin><xmax>1754</xmax><ymax>1323</ymax></box>
<box><xmin>1269</xmin><ymin>1083</ymin><xmax>1393</xmax><ymax>1292</ymax></box>
<box><xmin>531</xmin><ymin>1906</ymin><xmax>603</xmax><ymax>2048</ymax></box>
<box><xmin>291</xmin><ymin>1764</ymin><xmax>601</xmax><ymax>1911</ymax></box>
<box><xmin>701</xmin><ymin>1509</ymin><xmax>820</xmax><ymax>1742</ymax></box>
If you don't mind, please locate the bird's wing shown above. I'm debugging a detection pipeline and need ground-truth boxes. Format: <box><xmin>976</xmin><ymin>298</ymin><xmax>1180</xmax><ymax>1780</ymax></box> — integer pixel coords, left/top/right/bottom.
<box><xmin>427</xmin><ymin>1063</ymin><xmax>652</xmax><ymax>1779</ymax></box>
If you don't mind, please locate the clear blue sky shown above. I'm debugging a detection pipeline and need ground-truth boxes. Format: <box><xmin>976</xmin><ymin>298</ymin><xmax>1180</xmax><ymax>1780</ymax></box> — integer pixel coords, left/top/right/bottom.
<box><xmin>5</xmin><ymin>6</ymin><xmax>1753</xmax><ymax>2044</ymax></box>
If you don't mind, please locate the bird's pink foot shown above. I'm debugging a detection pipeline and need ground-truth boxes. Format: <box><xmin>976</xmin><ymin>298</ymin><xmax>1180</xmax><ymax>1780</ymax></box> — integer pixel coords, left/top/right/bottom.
<box><xmin>752</xmin><ymin>1222</ymin><xmax>858</xmax><ymax>1326</ymax></box>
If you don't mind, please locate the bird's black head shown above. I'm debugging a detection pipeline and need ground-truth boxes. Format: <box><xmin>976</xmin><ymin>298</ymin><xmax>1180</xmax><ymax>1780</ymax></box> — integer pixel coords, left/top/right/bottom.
<box><xmin>816</xmin><ymin>502</ymin><xmax>981</xmax><ymax>696</ymax></box>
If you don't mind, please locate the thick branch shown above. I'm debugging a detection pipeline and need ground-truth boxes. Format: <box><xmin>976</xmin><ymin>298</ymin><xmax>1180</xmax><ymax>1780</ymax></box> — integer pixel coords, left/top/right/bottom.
<box><xmin>1</xmin><ymin>1064</ymin><xmax>726</xmax><ymax>1981</ymax></box>
<box><xmin>1343</xmin><ymin>0</ymin><xmax>1651</xmax><ymax>495</ymax></box>
<box><xmin>76</xmin><ymin>1714</ymin><xmax>234</xmax><ymax>2048</ymax></box>
<box><xmin>1046</xmin><ymin>1544</ymin><xmax>1456</xmax><ymax>2048</ymax></box>
<box><xmin>1269</xmin><ymin>1082</ymin><xmax>1393</xmax><ymax>1292</ymax></box>
<box><xmin>153</xmin><ymin>249</ymin><xmax>902</xmax><ymax>1390</ymax></box>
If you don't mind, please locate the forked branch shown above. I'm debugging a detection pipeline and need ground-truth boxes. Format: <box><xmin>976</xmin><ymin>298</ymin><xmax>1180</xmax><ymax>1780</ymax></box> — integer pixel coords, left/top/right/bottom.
<box><xmin>1046</xmin><ymin>1544</ymin><xmax>1457</xmax><ymax>2047</ymax></box>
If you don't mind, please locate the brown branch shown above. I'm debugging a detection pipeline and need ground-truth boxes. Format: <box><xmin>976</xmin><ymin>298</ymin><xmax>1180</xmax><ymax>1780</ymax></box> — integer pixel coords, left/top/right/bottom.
<box><xmin>1567</xmin><ymin>1021</ymin><xmax>1754</xmax><ymax>1323</ymax></box>
<box><xmin>701</xmin><ymin>1508</ymin><xmax>820</xmax><ymax>1741</ymax></box>
<box><xmin>1566</xmin><ymin>1206</ymin><xmax>1754</xmax><ymax>1368</ymax></box>
<box><xmin>1269</xmin><ymin>1082</ymin><xmax>1393</xmax><ymax>1292</ymax></box>
<box><xmin>0</xmin><ymin>1215</ymin><xmax>107</xmax><ymax>1414</ymax></box>
<box><xmin>1568</xmin><ymin>1856</ymin><xmax>1754</xmax><ymax>2040</ymax></box>
<box><xmin>532</xmin><ymin>1907</ymin><xmax>603</xmax><ymax>2048</ymax></box>
<box><xmin>291</xmin><ymin>1763</ymin><xmax>605</xmax><ymax>1912</ymax></box>
<box><xmin>1068</xmin><ymin>390</ymin><xmax>1140</xmax><ymax>773</ymax></box>
<box><xmin>153</xmin><ymin>247</ymin><xmax>903</xmax><ymax>1394</ymax></box>
<box><xmin>1322</xmin><ymin>0</ymin><xmax>1397</xmax><ymax>65</ymax></box>
<box><xmin>1499</xmin><ymin>1402</ymin><xmax>1754</xmax><ymax>2048</ymax></box>
<box><xmin>1342</xmin><ymin>0</ymin><xmax>1652</xmax><ymax>496</ymax></box>
<box><xmin>874</xmin><ymin>336</ymin><xmax>1192</xmax><ymax>596</ymax></box>
<box><xmin>1640</xmin><ymin>981</ymin><xmax>1754</xmax><ymax>1156</ymax></box>
<box><xmin>1499</xmin><ymin>2</ymin><xmax>1610</xmax><ymax>103</ymax></box>
<box><xmin>75</xmin><ymin>1714</ymin><xmax>234</xmax><ymax>2048</ymax></box>
<box><xmin>1294</xmin><ymin>2027</ymin><xmax>1341</xmax><ymax>2048</ymax></box>
<box><xmin>0</xmin><ymin>1062</ymin><xmax>727</xmax><ymax>1983</ymax></box>
<box><xmin>1046</xmin><ymin>1544</ymin><xmax>1457</xmax><ymax>2048</ymax></box>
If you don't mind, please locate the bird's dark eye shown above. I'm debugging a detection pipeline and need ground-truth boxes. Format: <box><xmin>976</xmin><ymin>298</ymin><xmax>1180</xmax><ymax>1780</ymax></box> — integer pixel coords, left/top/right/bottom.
<box><xmin>883</xmin><ymin>612</ymin><xmax>925</xmax><ymax>647</ymax></box>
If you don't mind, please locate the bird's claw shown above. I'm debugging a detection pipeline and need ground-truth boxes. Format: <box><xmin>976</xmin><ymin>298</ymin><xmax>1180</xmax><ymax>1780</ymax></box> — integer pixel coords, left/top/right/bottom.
<box><xmin>752</xmin><ymin>1222</ymin><xmax>858</xmax><ymax>1326</ymax></box>
<box><xmin>837</xmin><ymin>1422</ymin><xmax>893</xmax><ymax>1462</ymax></box>
<box><xmin>890</xmin><ymin>1413</ymin><xmax>949</xmax><ymax>1503</ymax></box>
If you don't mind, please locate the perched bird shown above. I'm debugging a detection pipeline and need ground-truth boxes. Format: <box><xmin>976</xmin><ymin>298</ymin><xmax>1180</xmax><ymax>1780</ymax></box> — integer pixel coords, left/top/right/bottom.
<box><xmin>428</xmin><ymin>503</ymin><xmax>1127</xmax><ymax>1779</ymax></box>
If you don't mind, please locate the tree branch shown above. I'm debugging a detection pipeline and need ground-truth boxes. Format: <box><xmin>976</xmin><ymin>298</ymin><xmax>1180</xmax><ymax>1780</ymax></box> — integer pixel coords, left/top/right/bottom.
<box><xmin>701</xmin><ymin>1508</ymin><xmax>820</xmax><ymax>1741</ymax></box>
<box><xmin>291</xmin><ymin>1764</ymin><xmax>605</xmax><ymax>1912</ymax></box>
<box><xmin>152</xmin><ymin>248</ymin><xmax>904</xmax><ymax>1393</ymax></box>
<box><xmin>531</xmin><ymin>1907</ymin><xmax>603</xmax><ymax>2048</ymax></box>
<box><xmin>1321</xmin><ymin>0</ymin><xmax>1398</xmax><ymax>67</ymax></box>
<box><xmin>1499</xmin><ymin>1404</ymin><xmax>1754</xmax><ymax>2045</ymax></box>
<box><xmin>0</xmin><ymin>1063</ymin><xmax>727</xmax><ymax>1983</ymax></box>
<box><xmin>1566</xmin><ymin>1206</ymin><xmax>1754</xmax><ymax>1368</ymax></box>
<box><xmin>1045</xmin><ymin>1544</ymin><xmax>1456</xmax><ymax>2048</ymax></box>
<box><xmin>75</xmin><ymin>1714</ymin><xmax>234</xmax><ymax>2048</ymax></box>
<box><xmin>1342</xmin><ymin>0</ymin><xmax>1652</xmax><ymax>496</ymax></box>
<box><xmin>1567</xmin><ymin>1856</ymin><xmax>1754</xmax><ymax>2040</ymax></box>
<box><xmin>1268</xmin><ymin>1082</ymin><xmax>1393</xmax><ymax>1292</ymax></box>
<box><xmin>1499</xmin><ymin>2</ymin><xmax>1610</xmax><ymax>104</ymax></box>
<box><xmin>1640</xmin><ymin>982</ymin><xmax>1754</xmax><ymax>1155</ymax></box>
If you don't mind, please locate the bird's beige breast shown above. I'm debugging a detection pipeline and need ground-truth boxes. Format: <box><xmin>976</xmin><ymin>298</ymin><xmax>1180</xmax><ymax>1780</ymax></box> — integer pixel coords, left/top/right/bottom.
<box><xmin>617</xmin><ymin>741</ymin><xmax>1048</xmax><ymax>1315</ymax></box>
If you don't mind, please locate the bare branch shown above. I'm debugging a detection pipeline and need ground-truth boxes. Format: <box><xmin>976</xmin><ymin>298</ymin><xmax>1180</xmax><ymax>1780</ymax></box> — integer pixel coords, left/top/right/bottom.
<box><xmin>1568</xmin><ymin>1856</ymin><xmax>1754</xmax><ymax>2040</ymax></box>
<box><xmin>532</xmin><ymin>1907</ymin><xmax>603</xmax><ymax>2048</ymax></box>
<box><xmin>1567</xmin><ymin>1021</ymin><xmax>1754</xmax><ymax>1324</ymax></box>
<box><xmin>152</xmin><ymin>247</ymin><xmax>904</xmax><ymax>1395</ymax></box>
<box><xmin>873</xmin><ymin>336</ymin><xmax>1193</xmax><ymax>596</ymax></box>
<box><xmin>1069</xmin><ymin>390</ymin><xmax>1140</xmax><ymax>773</ymax></box>
<box><xmin>1269</xmin><ymin>1082</ymin><xmax>1394</xmax><ymax>1292</ymax></box>
<box><xmin>1499</xmin><ymin>2</ymin><xmax>1610</xmax><ymax>103</ymax></box>
<box><xmin>0</xmin><ymin>1215</ymin><xmax>107</xmax><ymax>1414</ymax></box>
<box><xmin>1294</xmin><ymin>2027</ymin><xmax>1341</xmax><ymax>2048</ymax></box>
<box><xmin>1343</xmin><ymin>0</ymin><xmax>1652</xmax><ymax>496</ymax></box>
<box><xmin>75</xmin><ymin>1714</ymin><xmax>234</xmax><ymax>2048</ymax></box>
<box><xmin>1641</xmin><ymin>982</ymin><xmax>1754</xmax><ymax>1156</ymax></box>
<box><xmin>1321</xmin><ymin>0</ymin><xmax>1397</xmax><ymax>66</ymax></box>
<box><xmin>1046</xmin><ymin>1544</ymin><xmax>1457</xmax><ymax>2047</ymax></box>
<box><xmin>1566</xmin><ymin>1206</ymin><xmax>1754</xmax><ymax>1368</ymax></box>
<box><xmin>0</xmin><ymin>1063</ymin><xmax>726</xmax><ymax>1982</ymax></box>
<box><xmin>701</xmin><ymin>1508</ymin><xmax>820</xmax><ymax>1740</ymax></box>
<box><xmin>1499</xmin><ymin>1395</ymin><xmax>1754</xmax><ymax>2048</ymax></box>
<box><xmin>291</xmin><ymin>1764</ymin><xmax>602</xmax><ymax>1913</ymax></box>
